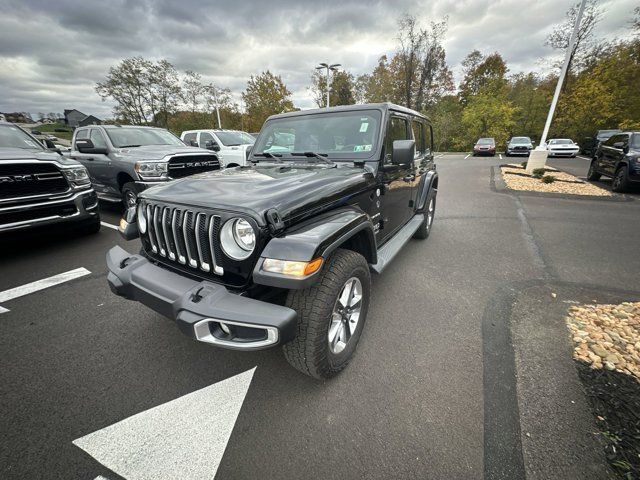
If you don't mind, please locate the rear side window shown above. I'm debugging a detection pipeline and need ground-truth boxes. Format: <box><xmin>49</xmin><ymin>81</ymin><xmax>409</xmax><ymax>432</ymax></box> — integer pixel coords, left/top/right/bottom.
<box><xmin>183</xmin><ymin>132</ymin><xmax>197</xmax><ymax>146</ymax></box>
<box><xmin>411</xmin><ymin>120</ymin><xmax>426</xmax><ymax>157</ymax></box>
<box><xmin>384</xmin><ymin>116</ymin><xmax>409</xmax><ymax>164</ymax></box>
<box><xmin>90</xmin><ymin>129</ymin><xmax>107</xmax><ymax>149</ymax></box>
<box><xmin>74</xmin><ymin>129</ymin><xmax>89</xmax><ymax>148</ymax></box>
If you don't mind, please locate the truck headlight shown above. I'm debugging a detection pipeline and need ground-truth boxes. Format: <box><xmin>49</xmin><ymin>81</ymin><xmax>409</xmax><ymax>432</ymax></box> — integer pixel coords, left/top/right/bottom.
<box><xmin>137</xmin><ymin>203</ymin><xmax>147</xmax><ymax>234</ymax></box>
<box><xmin>135</xmin><ymin>161</ymin><xmax>168</xmax><ymax>178</ymax></box>
<box><xmin>220</xmin><ymin>218</ymin><xmax>255</xmax><ymax>260</ymax></box>
<box><xmin>62</xmin><ymin>167</ymin><xmax>90</xmax><ymax>186</ymax></box>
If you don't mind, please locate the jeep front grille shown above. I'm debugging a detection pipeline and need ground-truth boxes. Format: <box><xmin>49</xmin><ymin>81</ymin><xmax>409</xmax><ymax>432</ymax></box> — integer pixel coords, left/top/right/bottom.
<box><xmin>145</xmin><ymin>203</ymin><xmax>224</xmax><ymax>275</ymax></box>
<box><xmin>167</xmin><ymin>155</ymin><xmax>220</xmax><ymax>179</ymax></box>
<box><xmin>0</xmin><ymin>163</ymin><xmax>69</xmax><ymax>200</ymax></box>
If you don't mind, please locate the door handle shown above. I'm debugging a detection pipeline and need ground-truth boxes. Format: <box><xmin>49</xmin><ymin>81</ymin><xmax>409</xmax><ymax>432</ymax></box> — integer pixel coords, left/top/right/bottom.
<box><xmin>86</xmin><ymin>157</ymin><xmax>95</xmax><ymax>161</ymax></box>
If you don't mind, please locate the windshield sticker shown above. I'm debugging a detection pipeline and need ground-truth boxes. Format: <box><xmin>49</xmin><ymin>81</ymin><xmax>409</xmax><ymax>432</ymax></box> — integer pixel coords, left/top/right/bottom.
<box><xmin>359</xmin><ymin>122</ymin><xmax>369</xmax><ymax>133</ymax></box>
<box><xmin>354</xmin><ymin>144</ymin><xmax>372</xmax><ymax>152</ymax></box>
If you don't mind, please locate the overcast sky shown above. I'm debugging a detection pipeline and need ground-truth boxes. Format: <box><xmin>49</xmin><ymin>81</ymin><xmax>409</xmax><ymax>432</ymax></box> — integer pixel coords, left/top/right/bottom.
<box><xmin>1</xmin><ymin>0</ymin><xmax>636</xmax><ymax>119</ymax></box>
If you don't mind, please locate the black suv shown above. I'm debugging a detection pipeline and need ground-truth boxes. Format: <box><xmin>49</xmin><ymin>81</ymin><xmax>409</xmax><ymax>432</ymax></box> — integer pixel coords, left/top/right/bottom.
<box><xmin>580</xmin><ymin>129</ymin><xmax>622</xmax><ymax>158</ymax></box>
<box><xmin>0</xmin><ymin>122</ymin><xmax>100</xmax><ymax>234</ymax></box>
<box><xmin>107</xmin><ymin>103</ymin><xmax>438</xmax><ymax>378</ymax></box>
<box><xmin>588</xmin><ymin>131</ymin><xmax>640</xmax><ymax>192</ymax></box>
<box><xmin>69</xmin><ymin>125</ymin><xmax>220</xmax><ymax>208</ymax></box>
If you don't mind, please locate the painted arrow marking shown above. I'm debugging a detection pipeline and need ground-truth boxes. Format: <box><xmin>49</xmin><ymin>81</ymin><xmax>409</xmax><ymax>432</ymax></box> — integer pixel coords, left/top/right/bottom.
<box><xmin>74</xmin><ymin>368</ymin><xmax>256</xmax><ymax>480</ymax></box>
<box><xmin>0</xmin><ymin>267</ymin><xmax>91</xmax><ymax>314</ymax></box>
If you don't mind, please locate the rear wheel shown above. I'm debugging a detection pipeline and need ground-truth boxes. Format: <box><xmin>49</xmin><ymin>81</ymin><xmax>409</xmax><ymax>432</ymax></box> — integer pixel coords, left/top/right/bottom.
<box><xmin>586</xmin><ymin>160</ymin><xmax>601</xmax><ymax>181</ymax></box>
<box><xmin>414</xmin><ymin>190</ymin><xmax>436</xmax><ymax>239</ymax></box>
<box><xmin>282</xmin><ymin>249</ymin><xmax>370</xmax><ymax>379</ymax></box>
<box><xmin>121</xmin><ymin>182</ymin><xmax>138</xmax><ymax>209</ymax></box>
<box><xmin>612</xmin><ymin>166</ymin><xmax>630</xmax><ymax>193</ymax></box>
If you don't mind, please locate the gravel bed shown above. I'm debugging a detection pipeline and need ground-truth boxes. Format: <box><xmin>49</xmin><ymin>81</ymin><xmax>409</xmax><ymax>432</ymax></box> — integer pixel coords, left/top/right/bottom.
<box><xmin>501</xmin><ymin>164</ymin><xmax>612</xmax><ymax>196</ymax></box>
<box><xmin>567</xmin><ymin>301</ymin><xmax>640</xmax><ymax>478</ymax></box>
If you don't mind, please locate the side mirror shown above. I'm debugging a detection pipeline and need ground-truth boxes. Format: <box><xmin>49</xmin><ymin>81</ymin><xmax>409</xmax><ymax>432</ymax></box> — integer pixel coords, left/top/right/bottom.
<box><xmin>119</xmin><ymin>206</ymin><xmax>140</xmax><ymax>240</ymax></box>
<box><xmin>392</xmin><ymin>140</ymin><xmax>415</xmax><ymax>166</ymax></box>
<box><xmin>245</xmin><ymin>145</ymin><xmax>253</xmax><ymax>161</ymax></box>
<box><xmin>31</xmin><ymin>130</ymin><xmax>42</xmax><ymax>135</ymax></box>
<box><xmin>76</xmin><ymin>138</ymin><xmax>107</xmax><ymax>154</ymax></box>
<box><xmin>205</xmin><ymin>140</ymin><xmax>221</xmax><ymax>152</ymax></box>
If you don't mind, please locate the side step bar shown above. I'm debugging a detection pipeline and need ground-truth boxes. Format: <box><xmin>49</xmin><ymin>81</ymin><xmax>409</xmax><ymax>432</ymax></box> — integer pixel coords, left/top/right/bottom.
<box><xmin>371</xmin><ymin>214</ymin><xmax>424</xmax><ymax>274</ymax></box>
<box><xmin>97</xmin><ymin>193</ymin><xmax>122</xmax><ymax>203</ymax></box>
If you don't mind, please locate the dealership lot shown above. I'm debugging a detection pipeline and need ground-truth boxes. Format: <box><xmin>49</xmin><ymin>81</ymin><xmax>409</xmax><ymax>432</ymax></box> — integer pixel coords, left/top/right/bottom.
<box><xmin>2</xmin><ymin>154</ymin><xmax>640</xmax><ymax>479</ymax></box>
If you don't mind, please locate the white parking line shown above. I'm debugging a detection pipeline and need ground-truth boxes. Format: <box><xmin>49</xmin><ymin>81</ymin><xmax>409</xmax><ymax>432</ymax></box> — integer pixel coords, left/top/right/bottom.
<box><xmin>100</xmin><ymin>221</ymin><xmax>119</xmax><ymax>231</ymax></box>
<box><xmin>0</xmin><ymin>267</ymin><xmax>91</xmax><ymax>314</ymax></box>
<box><xmin>577</xmin><ymin>155</ymin><xmax>591</xmax><ymax>161</ymax></box>
<box><xmin>464</xmin><ymin>154</ymin><xmax>470</xmax><ymax>159</ymax></box>
<box><xmin>74</xmin><ymin>368</ymin><xmax>255</xmax><ymax>480</ymax></box>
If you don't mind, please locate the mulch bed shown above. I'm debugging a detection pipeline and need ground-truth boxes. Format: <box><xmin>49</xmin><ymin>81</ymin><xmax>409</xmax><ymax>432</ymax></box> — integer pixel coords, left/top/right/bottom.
<box><xmin>576</xmin><ymin>360</ymin><xmax>640</xmax><ymax>478</ymax></box>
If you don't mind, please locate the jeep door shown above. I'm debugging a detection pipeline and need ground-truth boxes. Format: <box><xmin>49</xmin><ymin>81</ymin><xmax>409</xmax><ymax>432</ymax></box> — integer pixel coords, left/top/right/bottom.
<box><xmin>378</xmin><ymin>114</ymin><xmax>414</xmax><ymax>243</ymax></box>
<box><xmin>410</xmin><ymin>118</ymin><xmax>434</xmax><ymax>207</ymax></box>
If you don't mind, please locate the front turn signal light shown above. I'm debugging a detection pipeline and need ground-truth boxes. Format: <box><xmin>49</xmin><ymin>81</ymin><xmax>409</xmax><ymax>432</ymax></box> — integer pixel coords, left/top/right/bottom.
<box><xmin>262</xmin><ymin>257</ymin><xmax>323</xmax><ymax>277</ymax></box>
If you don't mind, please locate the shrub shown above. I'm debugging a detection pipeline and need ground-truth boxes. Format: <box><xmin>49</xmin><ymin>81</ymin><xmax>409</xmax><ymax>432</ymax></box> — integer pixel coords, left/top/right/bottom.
<box><xmin>532</xmin><ymin>168</ymin><xmax>546</xmax><ymax>178</ymax></box>
<box><xmin>542</xmin><ymin>175</ymin><xmax>556</xmax><ymax>184</ymax></box>
<box><xmin>521</xmin><ymin>161</ymin><xmax>528</xmax><ymax>169</ymax></box>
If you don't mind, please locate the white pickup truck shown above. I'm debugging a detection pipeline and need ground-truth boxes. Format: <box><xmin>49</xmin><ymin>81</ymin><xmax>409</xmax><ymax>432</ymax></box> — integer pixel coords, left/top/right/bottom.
<box><xmin>181</xmin><ymin>129</ymin><xmax>255</xmax><ymax>168</ymax></box>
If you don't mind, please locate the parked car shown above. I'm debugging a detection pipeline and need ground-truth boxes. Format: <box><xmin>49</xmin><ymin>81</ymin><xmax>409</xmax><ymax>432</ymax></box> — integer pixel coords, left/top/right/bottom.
<box><xmin>69</xmin><ymin>125</ymin><xmax>220</xmax><ymax>207</ymax></box>
<box><xmin>472</xmin><ymin>137</ymin><xmax>496</xmax><ymax>156</ymax></box>
<box><xmin>180</xmin><ymin>129</ymin><xmax>255</xmax><ymax>168</ymax></box>
<box><xmin>108</xmin><ymin>103</ymin><xmax>438</xmax><ymax>378</ymax></box>
<box><xmin>546</xmin><ymin>138</ymin><xmax>579</xmax><ymax>157</ymax></box>
<box><xmin>505</xmin><ymin>136</ymin><xmax>534</xmax><ymax>156</ymax></box>
<box><xmin>0</xmin><ymin>122</ymin><xmax>100</xmax><ymax>234</ymax></box>
<box><xmin>587</xmin><ymin>131</ymin><xmax>640</xmax><ymax>192</ymax></box>
<box><xmin>580</xmin><ymin>129</ymin><xmax>622</xmax><ymax>158</ymax></box>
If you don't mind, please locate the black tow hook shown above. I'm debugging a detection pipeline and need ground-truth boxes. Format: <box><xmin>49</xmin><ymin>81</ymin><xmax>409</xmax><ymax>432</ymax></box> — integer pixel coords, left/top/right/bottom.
<box><xmin>119</xmin><ymin>257</ymin><xmax>132</xmax><ymax>269</ymax></box>
<box><xmin>191</xmin><ymin>286</ymin><xmax>205</xmax><ymax>303</ymax></box>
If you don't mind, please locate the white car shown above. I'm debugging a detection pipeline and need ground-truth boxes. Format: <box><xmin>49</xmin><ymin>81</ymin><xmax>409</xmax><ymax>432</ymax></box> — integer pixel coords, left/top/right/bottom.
<box><xmin>180</xmin><ymin>129</ymin><xmax>255</xmax><ymax>167</ymax></box>
<box><xmin>547</xmin><ymin>138</ymin><xmax>579</xmax><ymax>158</ymax></box>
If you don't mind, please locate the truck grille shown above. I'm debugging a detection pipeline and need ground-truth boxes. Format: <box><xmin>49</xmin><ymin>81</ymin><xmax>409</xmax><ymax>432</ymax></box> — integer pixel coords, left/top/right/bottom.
<box><xmin>0</xmin><ymin>163</ymin><xmax>69</xmax><ymax>200</ymax></box>
<box><xmin>144</xmin><ymin>202</ymin><xmax>224</xmax><ymax>275</ymax></box>
<box><xmin>168</xmin><ymin>155</ymin><xmax>220</xmax><ymax>179</ymax></box>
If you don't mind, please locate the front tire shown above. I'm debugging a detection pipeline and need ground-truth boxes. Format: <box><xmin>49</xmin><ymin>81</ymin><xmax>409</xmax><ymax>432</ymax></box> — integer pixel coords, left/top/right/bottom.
<box><xmin>282</xmin><ymin>249</ymin><xmax>370</xmax><ymax>379</ymax></box>
<box><xmin>121</xmin><ymin>182</ymin><xmax>138</xmax><ymax>209</ymax></box>
<box><xmin>612</xmin><ymin>166</ymin><xmax>630</xmax><ymax>193</ymax></box>
<box><xmin>587</xmin><ymin>160</ymin><xmax>601</xmax><ymax>181</ymax></box>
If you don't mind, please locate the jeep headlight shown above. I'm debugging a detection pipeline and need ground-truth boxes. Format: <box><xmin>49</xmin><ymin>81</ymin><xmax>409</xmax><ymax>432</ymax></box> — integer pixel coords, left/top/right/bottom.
<box><xmin>135</xmin><ymin>161</ymin><xmax>168</xmax><ymax>179</ymax></box>
<box><xmin>137</xmin><ymin>203</ymin><xmax>147</xmax><ymax>234</ymax></box>
<box><xmin>220</xmin><ymin>218</ymin><xmax>255</xmax><ymax>260</ymax></box>
<box><xmin>62</xmin><ymin>167</ymin><xmax>90</xmax><ymax>186</ymax></box>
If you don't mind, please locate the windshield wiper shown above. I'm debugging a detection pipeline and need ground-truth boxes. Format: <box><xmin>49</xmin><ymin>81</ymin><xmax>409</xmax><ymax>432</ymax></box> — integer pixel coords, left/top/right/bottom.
<box><xmin>253</xmin><ymin>152</ymin><xmax>283</xmax><ymax>163</ymax></box>
<box><xmin>119</xmin><ymin>144</ymin><xmax>142</xmax><ymax>148</ymax></box>
<box><xmin>290</xmin><ymin>151</ymin><xmax>334</xmax><ymax>165</ymax></box>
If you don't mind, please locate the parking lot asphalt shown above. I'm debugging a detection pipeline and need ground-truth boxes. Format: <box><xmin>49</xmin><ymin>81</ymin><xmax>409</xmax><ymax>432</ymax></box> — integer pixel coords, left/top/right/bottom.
<box><xmin>1</xmin><ymin>154</ymin><xmax>639</xmax><ymax>479</ymax></box>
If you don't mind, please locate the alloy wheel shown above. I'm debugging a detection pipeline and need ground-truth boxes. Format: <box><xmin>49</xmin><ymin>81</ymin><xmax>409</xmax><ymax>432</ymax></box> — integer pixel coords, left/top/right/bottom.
<box><xmin>328</xmin><ymin>277</ymin><xmax>363</xmax><ymax>354</ymax></box>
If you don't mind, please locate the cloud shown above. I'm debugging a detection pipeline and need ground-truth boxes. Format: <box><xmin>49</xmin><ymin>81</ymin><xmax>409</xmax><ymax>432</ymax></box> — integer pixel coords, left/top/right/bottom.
<box><xmin>0</xmin><ymin>0</ymin><xmax>636</xmax><ymax>118</ymax></box>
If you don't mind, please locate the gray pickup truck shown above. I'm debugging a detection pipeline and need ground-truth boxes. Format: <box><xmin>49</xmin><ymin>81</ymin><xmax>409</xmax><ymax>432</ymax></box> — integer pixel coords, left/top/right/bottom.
<box><xmin>69</xmin><ymin>125</ymin><xmax>220</xmax><ymax>207</ymax></box>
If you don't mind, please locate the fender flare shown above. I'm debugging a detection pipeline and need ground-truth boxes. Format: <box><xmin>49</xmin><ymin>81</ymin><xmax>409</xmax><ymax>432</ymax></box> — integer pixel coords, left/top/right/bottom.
<box><xmin>253</xmin><ymin>207</ymin><xmax>377</xmax><ymax>289</ymax></box>
<box><xmin>416</xmin><ymin>170</ymin><xmax>438</xmax><ymax>212</ymax></box>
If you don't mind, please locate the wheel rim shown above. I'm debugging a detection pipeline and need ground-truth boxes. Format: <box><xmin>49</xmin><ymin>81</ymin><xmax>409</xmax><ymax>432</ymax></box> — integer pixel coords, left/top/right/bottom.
<box><xmin>427</xmin><ymin>198</ymin><xmax>435</xmax><ymax>228</ymax></box>
<box><xmin>328</xmin><ymin>277</ymin><xmax>363</xmax><ymax>354</ymax></box>
<box><xmin>124</xmin><ymin>189</ymin><xmax>137</xmax><ymax>208</ymax></box>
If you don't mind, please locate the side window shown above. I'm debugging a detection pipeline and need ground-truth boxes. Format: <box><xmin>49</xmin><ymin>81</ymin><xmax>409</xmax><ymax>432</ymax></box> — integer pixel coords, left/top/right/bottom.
<box><xmin>411</xmin><ymin>120</ymin><xmax>425</xmax><ymax>158</ymax></box>
<box><xmin>426</xmin><ymin>124</ymin><xmax>433</xmax><ymax>154</ymax></box>
<box><xmin>604</xmin><ymin>135</ymin><xmax>620</xmax><ymax>147</ymax></box>
<box><xmin>384</xmin><ymin>116</ymin><xmax>409</xmax><ymax>164</ymax></box>
<box><xmin>74</xmin><ymin>129</ymin><xmax>89</xmax><ymax>148</ymax></box>
<box><xmin>183</xmin><ymin>132</ymin><xmax>197</xmax><ymax>146</ymax></box>
<box><xmin>89</xmin><ymin>129</ymin><xmax>107</xmax><ymax>149</ymax></box>
<box><xmin>199</xmin><ymin>132</ymin><xmax>215</xmax><ymax>148</ymax></box>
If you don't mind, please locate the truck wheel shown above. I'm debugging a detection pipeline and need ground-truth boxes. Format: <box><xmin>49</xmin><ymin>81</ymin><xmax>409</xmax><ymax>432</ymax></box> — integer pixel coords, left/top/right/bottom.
<box><xmin>612</xmin><ymin>166</ymin><xmax>629</xmax><ymax>193</ymax></box>
<box><xmin>586</xmin><ymin>160</ymin><xmax>601</xmax><ymax>181</ymax></box>
<box><xmin>121</xmin><ymin>182</ymin><xmax>138</xmax><ymax>208</ymax></box>
<box><xmin>282</xmin><ymin>249</ymin><xmax>370</xmax><ymax>379</ymax></box>
<box><xmin>413</xmin><ymin>191</ymin><xmax>436</xmax><ymax>239</ymax></box>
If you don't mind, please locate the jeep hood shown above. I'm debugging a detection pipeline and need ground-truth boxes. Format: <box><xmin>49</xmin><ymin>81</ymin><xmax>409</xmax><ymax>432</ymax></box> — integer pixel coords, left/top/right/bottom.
<box><xmin>116</xmin><ymin>144</ymin><xmax>215</xmax><ymax>160</ymax></box>
<box><xmin>141</xmin><ymin>164</ymin><xmax>374</xmax><ymax>225</ymax></box>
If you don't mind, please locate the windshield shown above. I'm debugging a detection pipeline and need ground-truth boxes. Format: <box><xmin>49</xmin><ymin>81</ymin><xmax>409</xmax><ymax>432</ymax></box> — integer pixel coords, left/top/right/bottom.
<box><xmin>477</xmin><ymin>138</ymin><xmax>494</xmax><ymax>145</ymax></box>
<box><xmin>253</xmin><ymin>110</ymin><xmax>382</xmax><ymax>160</ymax></box>
<box><xmin>0</xmin><ymin>124</ymin><xmax>44</xmax><ymax>150</ymax></box>
<box><xmin>548</xmin><ymin>139</ymin><xmax>574</xmax><ymax>145</ymax></box>
<box><xmin>511</xmin><ymin>137</ymin><xmax>531</xmax><ymax>144</ymax></box>
<box><xmin>597</xmin><ymin>130</ymin><xmax>621</xmax><ymax>140</ymax></box>
<box><xmin>216</xmin><ymin>131</ymin><xmax>255</xmax><ymax>146</ymax></box>
<box><xmin>631</xmin><ymin>134</ymin><xmax>640</xmax><ymax>149</ymax></box>
<box><xmin>105</xmin><ymin>127</ymin><xmax>184</xmax><ymax>148</ymax></box>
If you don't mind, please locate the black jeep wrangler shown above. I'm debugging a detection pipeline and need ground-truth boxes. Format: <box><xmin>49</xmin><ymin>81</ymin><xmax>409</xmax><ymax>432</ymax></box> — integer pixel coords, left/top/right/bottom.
<box><xmin>107</xmin><ymin>103</ymin><xmax>438</xmax><ymax>378</ymax></box>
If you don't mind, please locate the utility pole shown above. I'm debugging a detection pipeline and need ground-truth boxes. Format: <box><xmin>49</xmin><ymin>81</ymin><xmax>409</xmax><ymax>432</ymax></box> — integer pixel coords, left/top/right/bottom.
<box><xmin>316</xmin><ymin>62</ymin><xmax>341</xmax><ymax>108</ymax></box>
<box><xmin>527</xmin><ymin>0</ymin><xmax>587</xmax><ymax>172</ymax></box>
<box><xmin>211</xmin><ymin>84</ymin><xmax>222</xmax><ymax>129</ymax></box>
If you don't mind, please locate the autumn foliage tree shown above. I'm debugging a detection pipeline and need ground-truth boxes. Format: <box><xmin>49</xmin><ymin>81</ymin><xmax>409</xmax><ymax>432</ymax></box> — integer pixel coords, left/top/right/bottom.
<box><xmin>242</xmin><ymin>71</ymin><xmax>295</xmax><ymax>132</ymax></box>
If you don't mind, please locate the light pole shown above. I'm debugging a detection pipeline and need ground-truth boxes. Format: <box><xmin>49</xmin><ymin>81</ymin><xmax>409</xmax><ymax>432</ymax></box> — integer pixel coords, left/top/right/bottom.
<box><xmin>526</xmin><ymin>0</ymin><xmax>587</xmax><ymax>173</ymax></box>
<box><xmin>316</xmin><ymin>62</ymin><xmax>341</xmax><ymax>108</ymax></box>
<box><xmin>211</xmin><ymin>84</ymin><xmax>222</xmax><ymax>129</ymax></box>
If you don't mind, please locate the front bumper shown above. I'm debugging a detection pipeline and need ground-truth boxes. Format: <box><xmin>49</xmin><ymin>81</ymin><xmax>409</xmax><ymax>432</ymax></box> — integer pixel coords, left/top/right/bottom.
<box><xmin>106</xmin><ymin>245</ymin><xmax>297</xmax><ymax>350</ymax></box>
<box><xmin>507</xmin><ymin>149</ymin><xmax>531</xmax><ymax>156</ymax></box>
<box><xmin>0</xmin><ymin>188</ymin><xmax>98</xmax><ymax>233</ymax></box>
<box><xmin>548</xmin><ymin>149</ymin><xmax>579</xmax><ymax>157</ymax></box>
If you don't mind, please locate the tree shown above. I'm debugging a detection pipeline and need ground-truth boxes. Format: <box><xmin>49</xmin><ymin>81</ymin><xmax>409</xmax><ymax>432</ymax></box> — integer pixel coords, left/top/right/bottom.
<box><xmin>461</xmin><ymin>93</ymin><xmax>517</xmax><ymax>148</ymax></box>
<box><xmin>459</xmin><ymin>51</ymin><xmax>508</xmax><ymax>104</ymax></box>
<box><xmin>242</xmin><ymin>71</ymin><xmax>294</xmax><ymax>132</ymax></box>
<box><xmin>181</xmin><ymin>71</ymin><xmax>205</xmax><ymax>114</ymax></box>
<box><xmin>310</xmin><ymin>70</ymin><xmax>356</xmax><ymax>107</ymax></box>
<box><xmin>149</xmin><ymin>60</ymin><xmax>181</xmax><ymax>128</ymax></box>
<box><xmin>356</xmin><ymin>56</ymin><xmax>397</xmax><ymax>104</ymax></box>
<box><xmin>507</xmin><ymin>73</ymin><xmax>553</xmax><ymax>140</ymax></box>
<box><xmin>545</xmin><ymin>0</ymin><xmax>601</xmax><ymax>74</ymax></box>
